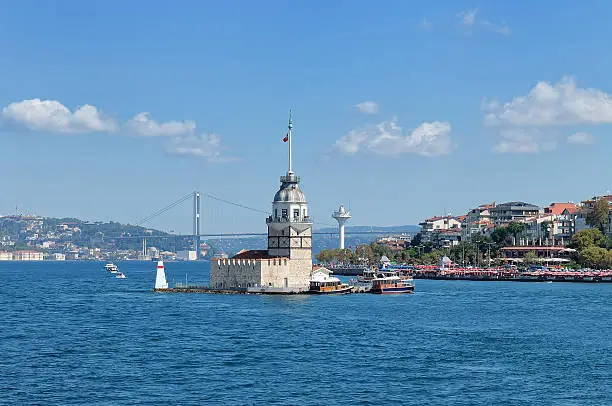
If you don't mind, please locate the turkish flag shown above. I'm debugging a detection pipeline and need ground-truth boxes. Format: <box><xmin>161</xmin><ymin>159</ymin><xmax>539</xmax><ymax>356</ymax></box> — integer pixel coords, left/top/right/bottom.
<box><xmin>282</xmin><ymin>133</ymin><xmax>289</xmax><ymax>142</ymax></box>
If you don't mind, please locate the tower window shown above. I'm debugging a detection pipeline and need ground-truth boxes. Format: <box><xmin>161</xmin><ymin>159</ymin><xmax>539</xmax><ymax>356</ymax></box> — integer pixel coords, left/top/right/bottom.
<box><xmin>282</xmin><ymin>209</ymin><xmax>288</xmax><ymax>218</ymax></box>
<box><xmin>293</xmin><ymin>209</ymin><xmax>299</xmax><ymax>219</ymax></box>
<box><xmin>275</xmin><ymin>209</ymin><xmax>278</xmax><ymax>219</ymax></box>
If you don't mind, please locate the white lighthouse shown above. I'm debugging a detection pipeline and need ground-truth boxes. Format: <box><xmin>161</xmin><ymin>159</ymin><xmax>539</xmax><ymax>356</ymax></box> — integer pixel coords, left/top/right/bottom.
<box><xmin>332</xmin><ymin>204</ymin><xmax>351</xmax><ymax>249</ymax></box>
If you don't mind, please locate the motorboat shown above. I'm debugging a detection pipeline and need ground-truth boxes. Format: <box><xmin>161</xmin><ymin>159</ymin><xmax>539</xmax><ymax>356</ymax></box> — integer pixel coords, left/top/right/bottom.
<box><xmin>357</xmin><ymin>268</ymin><xmax>377</xmax><ymax>283</ymax></box>
<box><xmin>116</xmin><ymin>272</ymin><xmax>127</xmax><ymax>279</ymax></box>
<box><xmin>104</xmin><ymin>263</ymin><xmax>119</xmax><ymax>274</ymax></box>
<box><xmin>370</xmin><ymin>271</ymin><xmax>414</xmax><ymax>294</ymax></box>
<box><xmin>309</xmin><ymin>267</ymin><xmax>353</xmax><ymax>294</ymax></box>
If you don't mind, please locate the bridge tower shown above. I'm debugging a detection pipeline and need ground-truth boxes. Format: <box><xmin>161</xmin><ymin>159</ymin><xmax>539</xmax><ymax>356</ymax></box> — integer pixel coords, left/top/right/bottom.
<box><xmin>193</xmin><ymin>191</ymin><xmax>201</xmax><ymax>259</ymax></box>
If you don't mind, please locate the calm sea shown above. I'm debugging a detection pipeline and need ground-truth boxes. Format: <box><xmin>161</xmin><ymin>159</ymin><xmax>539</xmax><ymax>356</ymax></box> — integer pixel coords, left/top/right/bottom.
<box><xmin>0</xmin><ymin>261</ymin><xmax>611</xmax><ymax>405</ymax></box>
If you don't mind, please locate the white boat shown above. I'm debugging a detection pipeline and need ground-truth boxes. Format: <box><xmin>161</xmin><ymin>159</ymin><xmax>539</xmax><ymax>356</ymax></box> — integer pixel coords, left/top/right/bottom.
<box><xmin>309</xmin><ymin>267</ymin><xmax>353</xmax><ymax>294</ymax></box>
<box><xmin>116</xmin><ymin>272</ymin><xmax>127</xmax><ymax>279</ymax></box>
<box><xmin>370</xmin><ymin>271</ymin><xmax>414</xmax><ymax>294</ymax></box>
<box><xmin>104</xmin><ymin>263</ymin><xmax>119</xmax><ymax>274</ymax></box>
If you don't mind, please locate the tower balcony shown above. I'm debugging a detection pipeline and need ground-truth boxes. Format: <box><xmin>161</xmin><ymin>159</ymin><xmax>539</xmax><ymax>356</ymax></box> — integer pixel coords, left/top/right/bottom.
<box><xmin>266</xmin><ymin>215</ymin><xmax>313</xmax><ymax>224</ymax></box>
<box><xmin>280</xmin><ymin>174</ymin><xmax>300</xmax><ymax>184</ymax></box>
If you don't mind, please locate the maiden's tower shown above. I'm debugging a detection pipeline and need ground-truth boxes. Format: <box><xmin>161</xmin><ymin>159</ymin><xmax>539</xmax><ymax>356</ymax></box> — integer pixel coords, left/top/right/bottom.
<box><xmin>210</xmin><ymin>113</ymin><xmax>313</xmax><ymax>292</ymax></box>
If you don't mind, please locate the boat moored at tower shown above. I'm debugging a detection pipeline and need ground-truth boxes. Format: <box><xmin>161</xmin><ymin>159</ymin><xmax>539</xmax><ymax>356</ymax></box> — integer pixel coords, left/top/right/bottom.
<box><xmin>308</xmin><ymin>267</ymin><xmax>353</xmax><ymax>294</ymax></box>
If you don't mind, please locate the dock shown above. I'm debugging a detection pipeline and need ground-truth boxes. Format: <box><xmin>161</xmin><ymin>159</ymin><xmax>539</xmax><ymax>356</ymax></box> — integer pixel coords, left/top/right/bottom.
<box><xmin>155</xmin><ymin>284</ymin><xmax>374</xmax><ymax>294</ymax></box>
<box><xmin>154</xmin><ymin>285</ymin><xmax>308</xmax><ymax>295</ymax></box>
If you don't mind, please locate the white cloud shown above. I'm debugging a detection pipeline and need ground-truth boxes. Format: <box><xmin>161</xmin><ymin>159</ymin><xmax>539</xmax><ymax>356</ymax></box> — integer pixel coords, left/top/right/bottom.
<box><xmin>335</xmin><ymin>118</ymin><xmax>453</xmax><ymax>157</ymax></box>
<box><xmin>458</xmin><ymin>9</ymin><xmax>478</xmax><ymax>26</ymax></box>
<box><xmin>124</xmin><ymin>112</ymin><xmax>196</xmax><ymax>137</ymax></box>
<box><xmin>355</xmin><ymin>101</ymin><xmax>379</xmax><ymax>115</ymax></box>
<box><xmin>457</xmin><ymin>9</ymin><xmax>509</xmax><ymax>35</ymax></box>
<box><xmin>482</xmin><ymin>20</ymin><xmax>510</xmax><ymax>35</ymax></box>
<box><xmin>567</xmin><ymin>132</ymin><xmax>594</xmax><ymax>145</ymax></box>
<box><xmin>167</xmin><ymin>133</ymin><xmax>236</xmax><ymax>163</ymax></box>
<box><xmin>2</xmin><ymin>99</ymin><xmax>117</xmax><ymax>133</ymax></box>
<box><xmin>483</xmin><ymin>76</ymin><xmax>612</xmax><ymax>126</ymax></box>
<box><xmin>1</xmin><ymin>97</ymin><xmax>234</xmax><ymax>163</ymax></box>
<box><xmin>493</xmin><ymin>129</ymin><xmax>556</xmax><ymax>154</ymax></box>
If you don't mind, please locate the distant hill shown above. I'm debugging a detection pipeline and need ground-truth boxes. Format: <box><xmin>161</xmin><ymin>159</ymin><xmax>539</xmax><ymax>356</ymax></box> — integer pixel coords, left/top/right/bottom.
<box><xmin>315</xmin><ymin>224</ymin><xmax>421</xmax><ymax>234</ymax></box>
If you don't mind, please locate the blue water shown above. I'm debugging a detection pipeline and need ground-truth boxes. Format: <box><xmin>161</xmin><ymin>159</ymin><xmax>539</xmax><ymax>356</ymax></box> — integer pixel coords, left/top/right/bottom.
<box><xmin>1</xmin><ymin>261</ymin><xmax>611</xmax><ymax>405</ymax></box>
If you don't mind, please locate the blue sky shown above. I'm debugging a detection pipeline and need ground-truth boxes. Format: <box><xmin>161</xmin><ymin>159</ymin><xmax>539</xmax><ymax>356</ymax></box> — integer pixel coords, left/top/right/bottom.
<box><xmin>1</xmin><ymin>1</ymin><xmax>611</xmax><ymax>234</ymax></box>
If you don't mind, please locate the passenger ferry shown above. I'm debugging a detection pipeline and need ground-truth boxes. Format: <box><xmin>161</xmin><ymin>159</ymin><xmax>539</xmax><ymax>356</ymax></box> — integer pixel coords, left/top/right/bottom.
<box><xmin>357</xmin><ymin>268</ymin><xmax>377</xmax><ymax>283</ymax></box>
<box><xmin>309</xmin><ymin>267</ymin><xmax>353</xmax><ymax>294</ymax></box>
<box><xmin>104</xmin><ymin>263</ymin><xmax>119</xmax><ymax>274</ymax></box>
<box><xmin>370</xmin><ymin>271</ymin><xmax>414</xmax><ymax>294</ymax></box>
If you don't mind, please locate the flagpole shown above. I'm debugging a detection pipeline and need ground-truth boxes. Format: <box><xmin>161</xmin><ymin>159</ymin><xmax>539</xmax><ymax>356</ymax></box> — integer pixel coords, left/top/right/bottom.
<box><xmin>288</xmin><ymin>109</ymin><xmax>293</xmax><ymax>175</ymax></box>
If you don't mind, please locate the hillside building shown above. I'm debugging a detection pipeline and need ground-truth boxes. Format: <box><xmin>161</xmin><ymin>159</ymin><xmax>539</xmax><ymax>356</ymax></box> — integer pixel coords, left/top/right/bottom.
<box><xmin>490</xmin><ymin>202</ymin><xmax>540</xmax><ymax>226</ymax></box>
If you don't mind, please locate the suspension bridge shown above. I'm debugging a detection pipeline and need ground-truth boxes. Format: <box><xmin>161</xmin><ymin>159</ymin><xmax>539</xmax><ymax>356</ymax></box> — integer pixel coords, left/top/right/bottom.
<box><xmin>109</xmin><ymin>191</ymin><xmax>388</xmax><ymax>257</ymax></box>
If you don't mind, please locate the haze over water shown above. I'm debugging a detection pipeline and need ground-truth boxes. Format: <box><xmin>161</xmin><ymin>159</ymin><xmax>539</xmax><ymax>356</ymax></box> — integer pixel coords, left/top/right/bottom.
<box><xmin>1</xmin><ymin>261</ymin><xmax>611</xmax><ymax>405</ymax></box>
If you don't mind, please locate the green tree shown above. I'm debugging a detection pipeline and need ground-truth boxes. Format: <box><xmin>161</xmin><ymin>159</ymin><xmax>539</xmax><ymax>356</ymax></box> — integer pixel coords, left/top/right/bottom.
<box><xmin>315</xmin><ymin>249</ymin><xmax>334</xmax><ymax>263</ymax></box>
<box><xmin>355</xmin><ymin>244</ymin><xmax>376</xmax><ymax>265</ymax></box>
<box><xmin>569</xmin><ymin>228</ymin><xmax>605</xmax><ymax>251</ymax></box>
<box><xmin>491</xmin><ymin>227</ymin><xmax>509</xmax><ymax>244</ymax></box>
<box><xmin>523</xmin><ymin>250</ymin><xmax>539</xmax><ymax>266</ymax></box>
<box><xmin>422</xmin><ymin>249</ymin><xmax>445</xmax><ymax>265</ymax></box>
<box><xmin>580</xmin><ymin>246</ymin><xmax>612</xmax><ymax>269</ymax></box>
<box><xmin>586</xmin><ymin>198</ymin><xmax>611</xmax><ymax>234</ymax></box>
<box><xmin>506</xmin><ymin>222</ymin><xmax>527</xmax><ymax>245</ymax></box>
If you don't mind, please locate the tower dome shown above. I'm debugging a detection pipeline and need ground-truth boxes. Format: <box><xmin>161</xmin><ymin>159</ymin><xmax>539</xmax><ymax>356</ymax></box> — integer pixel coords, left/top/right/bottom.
<box><xmin>273</xmin><ymin>175</ymin><xmax>307</xmax><ymax>203</ymax></box>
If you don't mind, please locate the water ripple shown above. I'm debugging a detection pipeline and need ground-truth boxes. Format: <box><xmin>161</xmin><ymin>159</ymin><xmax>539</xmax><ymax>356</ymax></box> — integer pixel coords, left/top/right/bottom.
<box><xmin>0</xmin><ymin>261</ymin><xmax>610</xmax><ymax>405</ymax></box>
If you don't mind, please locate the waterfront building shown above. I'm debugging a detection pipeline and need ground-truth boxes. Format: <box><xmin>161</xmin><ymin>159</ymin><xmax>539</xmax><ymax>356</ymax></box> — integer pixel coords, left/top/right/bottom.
<box><xmin>209</xmin><ymin>113</ymin><xmax>313</xmax><ymax>292</ymax></box>
<box><xmin>376</xmin><ymin>235</ymin><xmax>411</xmax><ymax>251</ymax></box>
<box><xmin>177</xmin><ymin>250</ymin><xmax>197</xmax><ymax>261</ymax></box>
<box><xmin>419</xmin><ymin>215</ymin><xmax>462</xmax><ymax>244</ymax></box>
<box><xmin>499</xmin><ymin>246</ymin><xmax>576</xmax><ymax>264</ymax></box>
<box><xmin>52</xmin><ymin>253</ymin><xmax>66</xmax><ymax>261</ymax></box>
<box><xmin>0</xmin><ymin>251</ymin><xmax>13</xmax><ymax>260</ymax></box>
<box><xmin>461</xmin><ymin>202</ymin><xmax>495</xmax><ymax>240</ymax></box>
<box><xmin>490</xmin><ymin>201</ymin><xmax>540</xmax><ymax>226</ymax></box>
<box><xmin>433</xmin><ymin>228</ymin><xmax>463</xmax><ymax>248</ymax></box>
<box><xmin>574</xmin><ymin>195</ymin><xmax>612</xmax><ymax>237</ymax></box>
<box><xmin>13</xmin><ymin>250</ymin><xmax>44</xmax><ymax>261</ymax></box>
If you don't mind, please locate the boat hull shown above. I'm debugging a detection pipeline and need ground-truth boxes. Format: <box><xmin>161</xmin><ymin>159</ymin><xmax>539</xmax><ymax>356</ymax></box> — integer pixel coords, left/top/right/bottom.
<box><xmin>370</xmin><ymin>285</ymin><xmax>414</xmax><ymax>294</ymax></box>
<box><xmin>308</xmin><ymin>286</ymin><xmax>353</xmax><ymax>295</ymax></box>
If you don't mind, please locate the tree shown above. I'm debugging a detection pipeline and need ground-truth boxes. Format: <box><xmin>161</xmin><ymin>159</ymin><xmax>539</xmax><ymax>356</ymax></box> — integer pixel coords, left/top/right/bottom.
<box><xmin>507</xmin><ymin>222</ymin><xmax>527</xmax><ymax>245</ymax></box>
<box><xmin>355</xmin><ymin>244</ymin><xmax>376</xmax><ymax>266</ymax></box>
<box><xmin>523</xmin><ymin>250</ymin><xmax>539</xmax><ymax>266</ymax></box>
<box><xmin>586</xmin><ymin>198</ymin><xmax>611</xmax><ymax>234</ymax></box>
<box><xmin>315</xmin><ymin>249</ymin><xmax>334</xmax><ymax>263</ymax></box>
<box><xmin>491</xmin><ymin>227</ymin><xmax>509</xmax><ymax>244</ymax></box>
<box><xmin>410</xmin><ymin>232</ymin><xmax>422</xmax><ymax>247</ymax></box>
<box><xmin>569</xmin><ymin>228</ymin><xmax>605</xmax><ymax>251</ymax></box>
<box><xmin>580</xmin><ymin>246</ymin><xmax>612</xmax><ymax>269</ymax></box>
